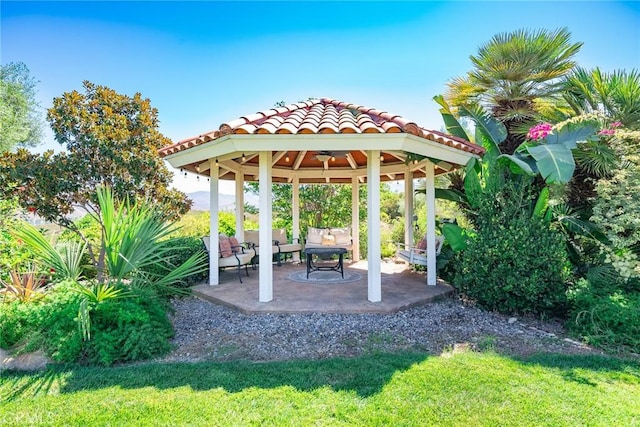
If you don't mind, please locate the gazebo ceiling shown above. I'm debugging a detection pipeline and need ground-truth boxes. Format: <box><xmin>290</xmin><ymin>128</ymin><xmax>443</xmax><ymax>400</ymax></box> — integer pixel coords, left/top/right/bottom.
<box><xmin>159</xmin><ymin>98</ymin><xmax>484</xmax><ymax>184</ymax></box>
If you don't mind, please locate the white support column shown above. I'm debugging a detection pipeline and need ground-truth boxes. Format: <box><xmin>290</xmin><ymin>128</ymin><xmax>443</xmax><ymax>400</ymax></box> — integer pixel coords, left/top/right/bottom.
<box><xmin>258</xmin><ymin>151</ymin><xmax>273</xmax><ymax>302</ymax></box>
<box><xmin>425</xmin><ymin>160</ymin><xmax>437</xmax><ymax>286</ymax></box>
<box><xmin>209</xmin><ymin>159</ymin><xmax>220</xmax><ymax>286</ymax></box>
<box><xmin>404</xmin><ymin>168</ymin><xmax>414</xmax><ymax>246</ymax></box>
<box><xmin>351</xmin><ymin>176</ymin><xmax>360</xmax><ymax>262</ymax></box>
<box><xmin>292</xmin><ymin>176</ymin><xmax>301</xmax><ymax>263</ymax></box>
<box><xmin>367</xmin><ymin>149</ymin><xmax>381</xmax><ymax>302</ymax></box>
<box><xmin>235</xmin><ymin>171</ymin><xmax>245</xmax><ymax>241</ymax></box>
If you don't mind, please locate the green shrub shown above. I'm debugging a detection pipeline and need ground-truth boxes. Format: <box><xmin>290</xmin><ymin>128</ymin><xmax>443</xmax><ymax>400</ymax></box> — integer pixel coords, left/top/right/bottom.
<box><xmin>140</xmin><ymin>236</ymin><xmax>208</xmax><ymax>288</ymax></box>
<box><xmin>452</xmin><ymin>177</ymin><xmax>570</xmax><ymax>316</ymax></box>
<box><xmin>454</xmin><ymin>214</ymin><xmax>570</xmax><ymax>315</ymax></box>
<box><xmin>0</xmin><ymin>195</ymin><xmax>31</xmax><ymax>281</ymax></box>
<box><xmin>0</xmin><ymin>299</ymin><xmax>44</xmax><ymax>348</ymax></box>
<box><xmin>0</xmin><ymin>282</ymin><xmax>174</xmax><ymax>365</ymax></box>
<box><xmin>0</xmin><ymin>280</ymin><xmax>82</xmax><ymax>358</ymax></box>
<box><xmin>568</xmin><ymin>277</ymin><xmax>640</xmax><ymax>353</ymax></box>
<box><xmin>87</xmin><ymin>287</ymin><xmax>173</xmax><ymax>365</ymax></box>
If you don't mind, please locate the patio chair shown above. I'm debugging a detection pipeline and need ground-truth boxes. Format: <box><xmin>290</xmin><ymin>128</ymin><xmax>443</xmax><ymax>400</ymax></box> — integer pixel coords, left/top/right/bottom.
<box><xmin>202</xmin><ymin>235</ymin><xmax>255</xmax><ymax>283</ymax></box>
<box><xmin>395</xmin><ymin>235</ymin><xmax>444</xmax><ymax>269</ymax></box>
<box><xmin>244</xmin><ymin>229</ymin><xmax>301</xmax><ymax>266</ymax></box>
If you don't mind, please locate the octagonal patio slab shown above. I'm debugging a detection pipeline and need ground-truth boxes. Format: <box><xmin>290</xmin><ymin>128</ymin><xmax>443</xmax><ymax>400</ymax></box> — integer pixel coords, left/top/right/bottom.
<box><xmin>191</xmin><ymin>260</ymin><xmax>454</xmax><ymax>314</ymax></box>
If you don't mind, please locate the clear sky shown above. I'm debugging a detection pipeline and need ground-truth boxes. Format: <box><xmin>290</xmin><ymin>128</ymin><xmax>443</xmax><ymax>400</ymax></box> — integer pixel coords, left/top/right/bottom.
<box><xmin>2</xmin><ymin>1</ymin><xmax>639</xmax><ymax>194</ymax></box>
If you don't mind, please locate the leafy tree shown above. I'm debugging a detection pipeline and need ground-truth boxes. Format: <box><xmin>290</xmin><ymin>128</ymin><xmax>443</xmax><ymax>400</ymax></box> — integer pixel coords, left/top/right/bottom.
<box><xmin>246</xmin><ymin>182</ymin><xmax>402</xmax><ymax>241</ymax></box>
<box><xmin>446</xmin><ymin>28</ymin><xmax>582</xmax><ymax>154</ymax></box>
<box><xmin>0</xmin><ymin>62</ymin><xmax>43</xmax><ymax>151</ymax></box>
<box><xmin>0</xmin><ymin>81</ymin><xmax>191</xmax><ymax>265</ymax></box>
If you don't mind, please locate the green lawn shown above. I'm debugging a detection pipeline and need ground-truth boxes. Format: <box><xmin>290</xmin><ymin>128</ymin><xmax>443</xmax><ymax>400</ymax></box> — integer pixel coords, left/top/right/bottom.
<box><xmin>1</xmin><ymin>351</ymin><xmax>638</xmax><ymax>426</ymax></box>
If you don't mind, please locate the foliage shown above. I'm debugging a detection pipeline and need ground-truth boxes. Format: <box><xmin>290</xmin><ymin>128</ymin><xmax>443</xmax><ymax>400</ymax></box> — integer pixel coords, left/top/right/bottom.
<box><xmin>0</xmin><ymin>81</ymin><xmax>191</xmax><ymax>266</ymax></box>
<box><xmin>563</xmin><ymin>67</ymin><xmax>640</xmax><ymax>130</ymax></box>
<box><xmin>170</xmin><ymin>210</ymin><xmax>259</xmax><ymax>239</ymax></box>
<box><xmin>499</xmin><ymin>115</ymin><xmax>600</xmax><ymax>184</ymax></box>
<box><xmin>590</xmin><ymin>148</ymin><xmax>640</xmax><ymax>281</ymax></box>
<box><xmin>0</xmin><ymin>193</ymin><xmax>30</xmax><ymax>280</ymax></box>
<box><xmin>247</xmin><ymin>183</ymin><xmax>358</xmax><ymax>234</ymax></box>
<box><xmin>12</xmin><ymin>221</ymin><xmax>86</xmax><ymax>282</ymax></box>
<box><xmin>453</xmin><ymin>178</ymin><xmax>570</xmax><ymax>315</ymax></box>
<box><xmin>0</xmin><ymin>62</ymin><xmax>43</xmax><ymax>151</ymax></box>
<box><xmin>1</xmin><ymin>352</ymin><xmax>639</xmax><ymax>425</ymax></box>
<box><xmin>446</xmin><ymin>28</ymin><xmax>582</xmax><ymax>154</ymax></box>
<box><xmin>0</xmin><ymin>283</ymin><xmax>173</xmax><ymax>365</ymax></box>
<box><xmin>140</xmin><ymin>236</ymin><xmax>209</xmax><ymax>287</ymax></box>
<box><xmin>84</xmin><ymin>287</ymin><xmax>173</xmax><ymax>365</ymax></box>
<box><xmin>568</xmin><ymin>277</ymin><xmax>640</xmax><ymax>353</ymax></box>
<box><xmin>91</xmin><ymin>186</ymin><xmax>208</xmax><ymax>295</ymax></box>
<box><xmin>0</xmin><ymin>298</ymin><xmax>43</xmax><ymax>348</ymax></box>
<box><xmin>0</xmin><ymin>268</ymin><xmax>46</xmax><ymax>303</ymax></box>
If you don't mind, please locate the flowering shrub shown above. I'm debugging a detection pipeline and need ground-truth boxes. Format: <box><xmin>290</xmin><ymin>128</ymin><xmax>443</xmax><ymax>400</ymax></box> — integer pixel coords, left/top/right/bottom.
<box><xmin>527</xmin><ymin>122</ymin><xmax>553</xmax><ymax>140</ymax></box>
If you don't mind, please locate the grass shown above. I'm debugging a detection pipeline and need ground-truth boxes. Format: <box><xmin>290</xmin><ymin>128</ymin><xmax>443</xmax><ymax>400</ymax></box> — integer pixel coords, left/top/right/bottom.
<box><xmin>1</xmin><ymin>351</ymin><xmax>639</xmax><ymax>426</ymax></box>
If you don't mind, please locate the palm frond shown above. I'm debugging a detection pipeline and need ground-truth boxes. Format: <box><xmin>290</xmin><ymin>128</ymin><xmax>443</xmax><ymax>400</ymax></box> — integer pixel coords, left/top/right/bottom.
<box><xmin>573</xmin><ymin>139</ymin><xmax>619</xmax><ymax>177</ymax></box>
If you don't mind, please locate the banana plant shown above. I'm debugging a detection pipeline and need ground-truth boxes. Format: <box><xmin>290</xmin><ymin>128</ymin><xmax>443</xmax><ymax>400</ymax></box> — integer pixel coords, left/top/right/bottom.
<box><xmin>498</xmin><ymin>117</ymin><xmax>600</xmax><ymax>184</ymax></box>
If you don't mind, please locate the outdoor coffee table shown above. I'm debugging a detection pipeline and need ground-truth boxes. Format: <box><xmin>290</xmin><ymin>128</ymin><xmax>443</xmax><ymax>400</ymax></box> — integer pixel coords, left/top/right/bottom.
<box><xmin>305</xmin><ymin>247</ymin><xmax>347</xmax><ymax>279</ymax></box>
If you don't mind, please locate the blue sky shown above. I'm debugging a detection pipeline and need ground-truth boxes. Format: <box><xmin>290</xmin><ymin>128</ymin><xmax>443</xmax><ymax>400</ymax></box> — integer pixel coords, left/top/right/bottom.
<box><xmin>2</xmin><ymin>1</ymin><xmax>639</xmax><ymax>193</ymax></box>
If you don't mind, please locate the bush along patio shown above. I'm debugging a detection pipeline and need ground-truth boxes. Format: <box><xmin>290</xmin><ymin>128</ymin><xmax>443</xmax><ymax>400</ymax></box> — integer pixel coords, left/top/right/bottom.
<box><xmin>0</xmin><ymin>186</ymin><xmax>208</xmax><ymax>365</ymax></box>
<box><xmin>430</xmin><ymin>28</ymin><xmax>640</xmax><ymax>354</ymax></box>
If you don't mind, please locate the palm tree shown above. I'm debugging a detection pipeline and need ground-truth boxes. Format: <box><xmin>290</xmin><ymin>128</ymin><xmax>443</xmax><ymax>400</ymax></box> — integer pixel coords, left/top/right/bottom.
<box><xmin>563</xmin><ymin>67</ymin><xmax>640</xmax><ymax>129</ymax></box>
<box><xmin>446</xmin><ymin>28</ymin><xmax>583</xmax><ymax>154</ymax></box>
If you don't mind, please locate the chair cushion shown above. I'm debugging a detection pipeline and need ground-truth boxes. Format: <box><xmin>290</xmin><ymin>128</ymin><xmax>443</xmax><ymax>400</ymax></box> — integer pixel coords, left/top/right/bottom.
<box><xmin>229</xmin><ymin>236</ymin><xmax>240</xmax><ymax>248</ymax></box>
<box><xmin>272</xmin><ymin>228</ymin><xmax>287</xmax><ymax>244</ymax></box>
<box><xmin>218</xmin><ymin>251</ymin><xmax>253</xmax><ymax>268</ymax></box>
<box><xmin>244</xmin><ymin>230</ymin><xmax>259</xmax><ymax>246</ymax></box>
<box><xmin>278</xmin><ymin>243</ymin><xmax>302</xmax><ymax>253</ymax></box>
<box><xmin>219</xmin><ymin>238</ymin><xmax>233</xmax><ymax>258</ymax></box>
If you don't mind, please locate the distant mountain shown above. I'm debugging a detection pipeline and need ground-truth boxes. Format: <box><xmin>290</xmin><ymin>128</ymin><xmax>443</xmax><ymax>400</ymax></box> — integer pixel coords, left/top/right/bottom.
<box><xmin>186</xmin><ymin>191</ymin><xmax>258</xmax><ymax>212</ymax></box>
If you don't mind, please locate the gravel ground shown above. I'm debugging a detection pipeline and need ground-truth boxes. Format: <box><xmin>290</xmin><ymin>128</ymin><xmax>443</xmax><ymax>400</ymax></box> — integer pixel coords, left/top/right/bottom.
<box><xmin>160</xmin><ymin>296</ymin><xmax>600</xmax><ymax>363</ymax></box>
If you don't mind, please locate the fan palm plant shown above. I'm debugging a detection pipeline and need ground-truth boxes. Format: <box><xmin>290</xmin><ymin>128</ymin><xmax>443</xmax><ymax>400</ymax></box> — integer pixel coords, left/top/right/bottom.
<box><xmin>446</xmin><ymin>27</ymin><xmax>582</xmax><ymax>154</ymax></box>
<box><xmin>563</xmin><ymin>68</ymin><xmax>640</xmax><ymax>129</ymax></box>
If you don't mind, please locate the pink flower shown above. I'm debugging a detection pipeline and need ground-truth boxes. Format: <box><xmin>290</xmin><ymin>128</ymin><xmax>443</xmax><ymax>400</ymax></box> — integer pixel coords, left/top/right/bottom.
<box><xmin>527</xmin><ymin>123</ymin><xmax>553</xmax><ymax>140</ymax></box>
<box><xmin>598</xmin><ymin>129</ymin><xmax>616</xmax><ymax>136</ymax></box>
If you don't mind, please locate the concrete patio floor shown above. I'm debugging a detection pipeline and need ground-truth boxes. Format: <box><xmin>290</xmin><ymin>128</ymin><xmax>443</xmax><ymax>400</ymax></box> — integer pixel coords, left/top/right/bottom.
<box><xmin>192</xmin><ymin>260</ymin><xmax>454</xmax><ymax>314</ymax></box>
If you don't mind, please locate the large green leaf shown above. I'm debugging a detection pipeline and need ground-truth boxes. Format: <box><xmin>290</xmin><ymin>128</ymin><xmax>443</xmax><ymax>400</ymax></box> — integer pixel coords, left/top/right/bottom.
<box><xmin>497</xmin><ymin>153</ymin><xmax>538</xmax><ymax>175</ymax></box>
<box><xmin>435</xmin><ymin>188</ymin><xmax>468</xmax><ymax>205</ymax></box>
<box><xmin>464</xmin><ymin>161</ymin><xmax>483</xmax><ymax>209</ymax></box>
<box><xmin>544</xmin><ymin>121</ymin><xmax>598</xmax><ymax>148</ymax></box>
<box><xmin>533</xmin><ymin>186</ymin><xmax>549</xmax><ymax>219</ymax></box>
<box><xmin>527</xmin><ymin>144</ymin><xmax>575</xmax><ymax>184</ymax></box>
<box><xmin>459</xmin><ymin>103</ymin><xmax>507</xmax><ymax>154</ymax></box>
<box><xmin>433</xmin><ymin>95</ymin><xmax>470</xmax><ymax>140</ymax></box>
<box><xmin>442</xmin><ymin>223</ymin><xmax>468</xmax><ymax>252</ymax></box>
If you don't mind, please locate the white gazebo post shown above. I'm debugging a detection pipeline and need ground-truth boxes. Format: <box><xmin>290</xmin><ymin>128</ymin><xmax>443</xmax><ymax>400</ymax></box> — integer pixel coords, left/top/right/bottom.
<box><xmin>292</xmin><ymin>176</ymin><xmax>301</xmax><ymax>263</ymax></box>
<box><xmin>235</xmin><ymin>171</ymin><xmax>245</xmax><ymax>241</ymax></box>
<box><xmin>425</xmin><ymin>160</ymin><xmax>437</xmax><ymax>286</ymax></box>
<box><xmin>404</xmin><ymin>167</ymin><xmax>414</xmax><ymax>246</ymax></box>
<box><xmin>367</xmin><ymin>150</ymin><xmax>381</xmax><ymax>302</ymax></box>
<box><xmin>351</xmin><ymin>176</ymin><xmax>360</xmax><ymax>262</ymax></box>
<box><xmin>258</xmin><ymin>151</ymin><xmax>273</xmax><ymax>302</ymax></box>
<box><xmin>209</xmin><ymin>159</ymin><xmax>220</xmax><ymax>286</ymax></box>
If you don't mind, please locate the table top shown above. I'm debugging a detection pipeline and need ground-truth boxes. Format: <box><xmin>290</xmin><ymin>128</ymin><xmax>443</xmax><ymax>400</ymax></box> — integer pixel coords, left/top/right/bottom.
<box><xmin>305</xmin><ymin>246</ymin><xmax>347</xmax><ymax>255</ymax></box>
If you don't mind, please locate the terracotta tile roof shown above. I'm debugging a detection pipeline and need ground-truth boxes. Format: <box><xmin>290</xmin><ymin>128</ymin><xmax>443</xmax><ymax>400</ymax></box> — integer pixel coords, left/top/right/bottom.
<box><xmin>158</xmin><ymin>98</ymin><xmax>484</xmax><ymax>157</ymax></box>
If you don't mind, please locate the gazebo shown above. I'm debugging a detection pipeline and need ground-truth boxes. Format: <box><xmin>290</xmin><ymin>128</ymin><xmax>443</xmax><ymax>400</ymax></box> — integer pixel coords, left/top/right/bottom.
<box><xmin>159</xmin><ymin>98</ymin><xmax>484</xmax><ymax>304</ymax></box>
